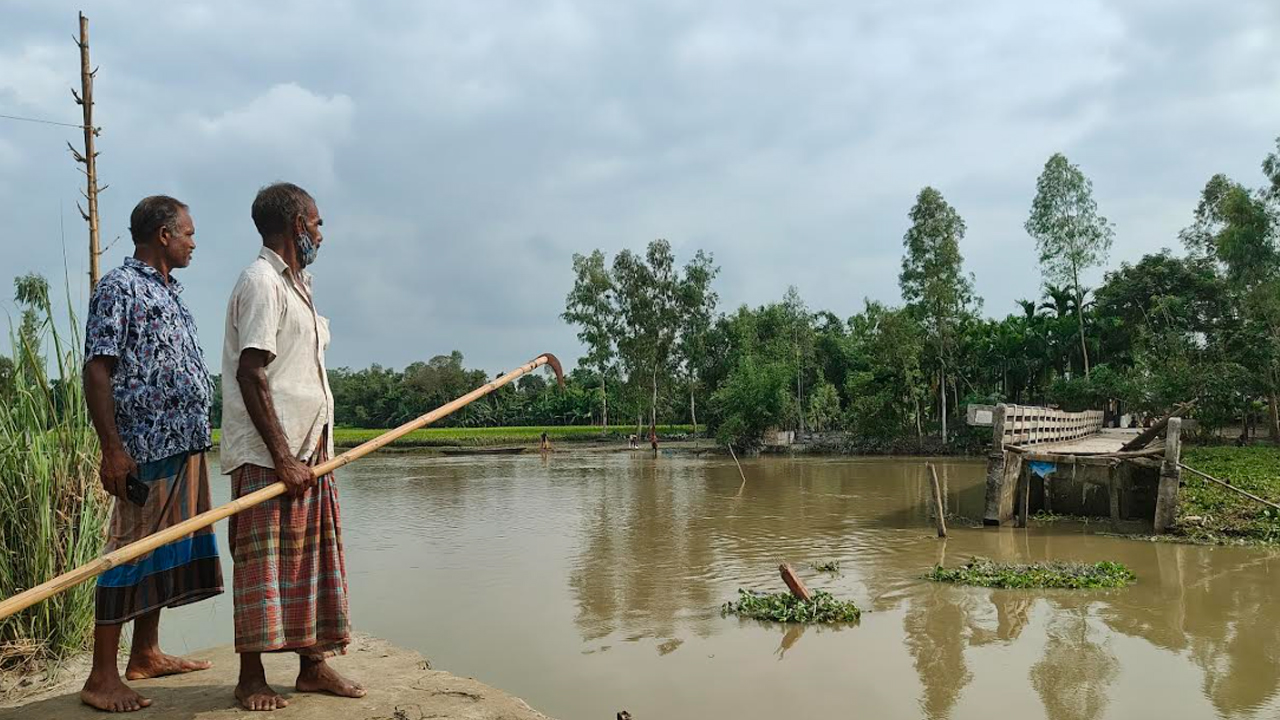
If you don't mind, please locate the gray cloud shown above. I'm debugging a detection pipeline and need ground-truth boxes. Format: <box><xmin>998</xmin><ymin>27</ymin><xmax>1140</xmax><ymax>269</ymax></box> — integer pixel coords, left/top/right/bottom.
<box><xmin>1</xmin><ymin>0</ymin><xmax>1277</xmax><ymax>372</ymax></box>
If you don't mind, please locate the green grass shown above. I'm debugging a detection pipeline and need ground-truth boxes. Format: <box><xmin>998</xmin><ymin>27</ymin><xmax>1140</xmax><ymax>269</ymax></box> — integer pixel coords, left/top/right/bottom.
<box><xmin>927</xmin><ymin>558</ymin><xmax>1135</xmax><ymax>589</ymax></box>
<box><xmin>1179</xmin><ymin>446</ymin><xmax>1280</xmax><ymax>544</ymax></box>
<box><xmin>0</xmin><ymin>284</ymin><xmax>108</xmax><ymax>668</ymax></box>
<box><xmin>212</xmin><ymin>424</ymin><xmax>693</xmax><ymax>449</ymax></box>
<box><xmin>721</xmin><ymin>589</ymin><xmax>862</xmax><ymax>623</ymax></box>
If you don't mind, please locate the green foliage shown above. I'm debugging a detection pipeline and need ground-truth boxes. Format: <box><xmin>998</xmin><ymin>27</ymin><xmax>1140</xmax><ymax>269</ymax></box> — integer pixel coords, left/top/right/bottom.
<box><xmin>711</xmin><ymin>355</ymin><xmax>789</xmax><ymax>447</ymax></box>
<box><xmin>806</xmin><ymin>378</ymin><xmax>842</xmax><ymax>432</ymax></box>
<box><xmin>844</xmin><ymin>302</ymin><xmax>927</xmax><ymax>440</ymax></box>
<box><xmin>810</xmin><ymin>560</ymin><xmax>840</xmax><ymax>573</ymax></box>
<box><xmin>927</xmin><ymin>558</ymin><xmax>1135</xmax><ymax>589</ymax></box>
<box><xmin>0</xmin><ymin>274</ymin><xmax>109</xmax><ymax>666</ymax></box>
<box><xmin>1179</xmin><ymin>446</ymin><xmax>1280</xmax><ymax>543</ymax></box>
<box><xmin>721</xmin><ymin>589</ymin><xmax>861</xmax><ymax>623</ymax></box>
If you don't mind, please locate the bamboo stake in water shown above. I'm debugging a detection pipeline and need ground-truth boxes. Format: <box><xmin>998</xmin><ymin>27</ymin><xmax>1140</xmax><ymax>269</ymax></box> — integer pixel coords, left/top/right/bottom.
<box><xmin>729</xmin><ymin>444</ymin><xmax>749</xmax><ymax>496</ymax></box>
<box><xmin>0</xmin><ymin>353</ymin><xmax>563</xmax><ymax>622</ymax></box>
<box><xmin>928</xmin><ymin>463</ymin><xmax>948</xmax><ymax>538</ymax></box>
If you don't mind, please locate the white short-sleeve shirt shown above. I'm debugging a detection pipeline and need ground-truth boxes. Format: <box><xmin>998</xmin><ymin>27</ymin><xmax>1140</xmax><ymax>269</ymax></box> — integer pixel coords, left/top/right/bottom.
<box><xmin>219</xmin><ymin>246</ymin><xmax>334</xmax><ymax>474</ymax></box>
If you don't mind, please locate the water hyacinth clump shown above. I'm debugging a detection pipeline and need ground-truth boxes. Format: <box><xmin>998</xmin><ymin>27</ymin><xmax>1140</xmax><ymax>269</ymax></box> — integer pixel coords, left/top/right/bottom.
<box><xmin>810</xmin><ymin>560</ymin><xmax>840</xmax><ymax>573</ymax></box>
<box><xmin>721</xmin><ymin>589</ymin><xmax>862</xmax><ymax>623</ymax></box>
<box><xmin>927</xmin><ymin>558</ymin><xmax>1136</xmax><ymax>589</ymax></box>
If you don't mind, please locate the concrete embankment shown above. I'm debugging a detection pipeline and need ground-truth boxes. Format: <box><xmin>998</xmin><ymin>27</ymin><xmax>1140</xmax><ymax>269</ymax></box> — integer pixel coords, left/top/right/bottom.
<box><xmin>0</xmin><ymin>634</ymin><xmax>553</xmax><ymax>720</ymax></box>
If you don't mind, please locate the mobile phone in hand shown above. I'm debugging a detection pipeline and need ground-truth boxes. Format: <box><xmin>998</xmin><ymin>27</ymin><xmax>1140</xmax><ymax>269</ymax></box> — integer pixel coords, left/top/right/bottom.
<box><xmin>125</xmin><ymin>474</ymin><xmax>150</xmax><ymax>507</ymax></box>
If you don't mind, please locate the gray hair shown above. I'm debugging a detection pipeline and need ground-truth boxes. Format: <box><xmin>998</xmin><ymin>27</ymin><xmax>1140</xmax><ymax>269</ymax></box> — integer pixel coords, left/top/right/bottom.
<box><xmin>129</xmin><ymin>195</ymin><xmax>188</xmax><ymax>244</ymax></box>
<box><xmin>251</xmin><ymin>182</ymin><xmax>314</xmax><ymax>237</ymax></box>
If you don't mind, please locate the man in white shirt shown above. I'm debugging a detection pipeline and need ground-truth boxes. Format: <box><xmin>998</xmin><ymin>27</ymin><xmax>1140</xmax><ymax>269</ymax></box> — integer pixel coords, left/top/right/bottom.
<box><xmin>220</xmin><ymin>182</ymin><xmax>363</xmax><ymax>711</ymax></box>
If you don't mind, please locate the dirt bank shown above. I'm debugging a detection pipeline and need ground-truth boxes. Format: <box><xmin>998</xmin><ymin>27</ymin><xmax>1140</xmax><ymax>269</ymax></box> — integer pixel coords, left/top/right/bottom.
<box><xmin>0</xmin><ymin>634</ymin><xmax>553</xmax><ymax>720</ymax></box>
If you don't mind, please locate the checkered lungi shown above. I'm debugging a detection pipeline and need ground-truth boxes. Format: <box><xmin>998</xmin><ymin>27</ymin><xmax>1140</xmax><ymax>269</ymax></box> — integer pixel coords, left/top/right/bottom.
<box><xmin>228</xmin><ymin>444</ymin><xmax>350</xmax><ymax>657</ymax></box>
<box><xmin>96</xmin><ymin>451</ymin><xmax>224</xmax><ymax>624</ymax></box>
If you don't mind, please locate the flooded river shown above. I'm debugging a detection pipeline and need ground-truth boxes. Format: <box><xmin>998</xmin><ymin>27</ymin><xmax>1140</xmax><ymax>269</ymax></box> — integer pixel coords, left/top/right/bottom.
<box><xmin>161</xmin><ymin>451</ymin><xmax>1280</xmax><ymax>719</ymax></box>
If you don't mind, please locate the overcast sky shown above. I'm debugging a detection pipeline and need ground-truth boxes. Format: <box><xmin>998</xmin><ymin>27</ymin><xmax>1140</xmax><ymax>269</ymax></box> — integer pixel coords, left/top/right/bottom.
<box><xmin>1</xmin><ymin>0</ymin><xmax>1278</xmax><ymax>373</ymax></box>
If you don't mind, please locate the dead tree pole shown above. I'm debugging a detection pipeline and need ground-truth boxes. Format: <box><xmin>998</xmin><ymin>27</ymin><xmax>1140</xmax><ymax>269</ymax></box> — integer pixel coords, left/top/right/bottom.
<box><xmin>72</xmin><ymin>12</ymin><xmax>105</xmax><ymax>290</ymax></box>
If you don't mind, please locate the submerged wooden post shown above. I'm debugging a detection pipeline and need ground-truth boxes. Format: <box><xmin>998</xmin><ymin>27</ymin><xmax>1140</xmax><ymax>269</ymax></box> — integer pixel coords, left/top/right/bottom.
<box><xmin>999</xmin><ymin>452</ymin><xmax>1024</xmax><ymax>525</ymax></box>
<box><xmin>983</xmin><ymin>404</ymin><xmax>1008</xmax><ymax>526</ymax></box>
<box><xmin>1015</xmin><ymin>466</ymin><xmax>1031</xmax><ymax>528</ymax></box>
<box><xmin>779</xmin><ymin>563</ymin><xmax>812</xmax><ymax>602</ymax></box>
<box><xmin>928</xmin><ymin>463</ymin><xmax>948</xmax><ymax>538</ymax></box>
<box><xmin>1153</xmin><ymin>418</ymin><xmax>1182</xmax><ymax>533</ymax></box>
<box><xmin>1108</xmin><ymin>463</ymin><xmax>1122</xmax><ymax>532</ymax></box>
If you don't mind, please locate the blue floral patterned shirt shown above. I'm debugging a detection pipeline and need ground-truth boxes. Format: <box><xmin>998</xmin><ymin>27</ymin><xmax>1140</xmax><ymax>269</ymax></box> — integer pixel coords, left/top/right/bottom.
<box><xmin>84</xmin><ymin>258</ymin><xmax>213</xmax><ymax>464</ymax></box>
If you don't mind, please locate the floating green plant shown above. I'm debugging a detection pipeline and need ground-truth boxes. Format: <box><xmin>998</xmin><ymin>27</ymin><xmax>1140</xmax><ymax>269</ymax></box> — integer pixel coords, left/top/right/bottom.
<box><xmin>927</xmin><ymin>558</ymin><xmax>1135</xmax><ymax>589</ymax></box>
<box><xmin>721</xmin><ymin>589</ymin><xmax>861</xmax><ymax>623</ymax></box>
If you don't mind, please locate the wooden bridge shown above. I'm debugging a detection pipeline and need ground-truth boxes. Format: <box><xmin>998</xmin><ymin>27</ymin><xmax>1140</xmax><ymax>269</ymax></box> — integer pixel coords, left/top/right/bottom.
<box><xmin>972</xmin><ymin>404</ymin><xmax>1184</xmax><ymax>532</ymax></box>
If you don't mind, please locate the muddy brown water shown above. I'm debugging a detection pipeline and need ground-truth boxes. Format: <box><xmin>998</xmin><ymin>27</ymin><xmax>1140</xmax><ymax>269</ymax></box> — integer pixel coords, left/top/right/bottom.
<box><xmin>155</xmin><ymin>452</ymin><xmax>1280</xmax><ymax>719</ymax></box>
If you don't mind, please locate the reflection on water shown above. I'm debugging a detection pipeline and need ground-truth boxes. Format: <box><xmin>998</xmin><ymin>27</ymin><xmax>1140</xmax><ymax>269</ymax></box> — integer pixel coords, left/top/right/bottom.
<box><xmin>160</xmin><ymin>452</ymin><xmax>1280</xmax><ymax>720</ymax></box>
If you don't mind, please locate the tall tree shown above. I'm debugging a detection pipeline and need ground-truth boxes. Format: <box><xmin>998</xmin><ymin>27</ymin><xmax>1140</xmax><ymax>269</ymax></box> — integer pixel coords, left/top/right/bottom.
<box><xmin>899</xmin><ymin>187</ymin><xmax>975</xmax><ymax>440</ymax></box>
<box><xmin>15</xmin><ymin>273</ymin><xmax>51</xmax><ymax>366</ymax></box>
<box><xmin>1181</xmin><ymin>172</ymin><xmax>1279</xmax><ymax>438</ymax></box>
<box><xmin>676</xmin><ymin>250</ymin><xmax>719</xmax><ymax>437</ymax></box>
<box><xmin>781</xmin><ymin>286</ymin><xmax>815</xmax><ymax>434</ymax></box>
<box><xmin>613</xmin><ymin>240</ymin><xmax>681</xmax><ymax>430</ymax></box>
<box><xmin>1026</xmin><ymin>153</ymin><xmax>1115</xmax><ymax>377</ymax></box>
<box><xmin>563</xmin><ymin>250</ymin><xmax>619</xmax><ymax>428</ymax></box>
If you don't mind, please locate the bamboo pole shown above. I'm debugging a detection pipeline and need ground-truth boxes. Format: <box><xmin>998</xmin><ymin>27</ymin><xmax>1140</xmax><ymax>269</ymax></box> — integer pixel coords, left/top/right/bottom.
<box><xmin>0</xmin><ymin>353</ymin><xmax>563</xmax><ymax>622</ymax></box>
<box><xmin>928</xmin><ymin>463</ymin><xmax>947</xmax><ymax>538</ymax></box>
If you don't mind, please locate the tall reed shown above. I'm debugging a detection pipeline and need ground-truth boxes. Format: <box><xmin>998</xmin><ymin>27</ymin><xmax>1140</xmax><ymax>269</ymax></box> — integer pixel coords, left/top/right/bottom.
<box><xmin>0</xmin><ymin>275</ymin><xmax>107</xmax><ymax>667</ymax></box>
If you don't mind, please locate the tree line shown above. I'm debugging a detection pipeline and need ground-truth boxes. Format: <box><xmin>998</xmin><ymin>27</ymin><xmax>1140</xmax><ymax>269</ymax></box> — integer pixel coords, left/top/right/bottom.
<box><xmin>192</xmin><ymin>141</ymin><xmax>1280</xmax><ymax>448</ymax></box>
<box><xmin>559</xmin><ymin>142</ymin><xmax>1280</xmax><ymax>448</ymax></box>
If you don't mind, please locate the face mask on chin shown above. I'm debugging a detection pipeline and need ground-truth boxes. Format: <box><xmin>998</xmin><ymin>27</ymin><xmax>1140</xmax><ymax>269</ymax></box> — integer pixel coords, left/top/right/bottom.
<box><xmin>296</xmin><ymin>231</ymin><xmax>320</xmax><ymax>268</ymax></box>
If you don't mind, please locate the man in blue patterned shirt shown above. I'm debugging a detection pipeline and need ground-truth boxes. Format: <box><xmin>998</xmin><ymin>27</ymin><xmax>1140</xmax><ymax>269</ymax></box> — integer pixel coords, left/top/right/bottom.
<box><xmin>80</xmin><ymin>195</ymin><xmax>224</xmax><ymax>713</ymax></box>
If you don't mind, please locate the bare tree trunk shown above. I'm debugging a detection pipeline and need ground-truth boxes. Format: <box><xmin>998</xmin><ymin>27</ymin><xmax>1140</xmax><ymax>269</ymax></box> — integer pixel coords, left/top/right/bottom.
<box><xmin>1073</xmin><ymin>271</ymin><xmax>1090</xmax><ymax>377</ymax></box>
<box><xmin>689</xmin><ymin>380</ymin><xmax>698</xmax><ymax>438</ymax></box>
<box><xmin>953</xmin><ymin>376</ymin><xmax>960</xmax><ymax>424</ymax></box>
<box><xmin>650</xmin><ymin>367</ymin><xmax>658</xmax><ymax>430</ymax></box>
<box><xmin>795</xmin><ymin>344</ymin><xmax>805</xmax><ymax>436</ymax></box>
<box><xmin>940</xmin><ymin>366</ymin><xmax>948</xmax><ymax>442</ymax></box>
<box><xmin>915</xmin><ymin>395</ymin><xmax>923</xmax><ymax>440</ymax></box>
<box><xmin>601</xmin><ymin>373</ymin><xmax>608</xmax><ymax>430</ymax></box>
<box><xmin>1269</xmin><ymin>389</ymin><xmax>1280</xmax><ymax>445</ymax></box>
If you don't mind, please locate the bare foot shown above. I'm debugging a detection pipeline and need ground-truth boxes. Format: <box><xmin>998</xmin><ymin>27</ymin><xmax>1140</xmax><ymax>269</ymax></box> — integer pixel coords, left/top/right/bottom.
<box><xmin>125</xmin><ymin>651</ymin><xmax>212</xmax><ymax>680</ymax></box>
<box><xmin>295</xmin><ymin>660</ymin><xmax>366</xmax><ymax>699</ymax></box>
<box><xmin>235</xmin><ymin>679</ymin><xmax>289</xmax><ymax>711</ymax></box>
<box><xmin>80</xmin><ymin>673</ymin><xmax>153</xmax><ymax>713</ymax></box>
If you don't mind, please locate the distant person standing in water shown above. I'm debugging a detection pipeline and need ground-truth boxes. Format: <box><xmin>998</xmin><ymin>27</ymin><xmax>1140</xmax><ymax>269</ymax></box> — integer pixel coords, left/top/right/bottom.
<box><xmin>540</xmin><ymin>431</ymin><xmax>551</xmax><ymax>453</ymax></box>
<box><xmin>650</xmin><ymin>425</ymin><xmax>659</xmax><ymax>456</ymax></box>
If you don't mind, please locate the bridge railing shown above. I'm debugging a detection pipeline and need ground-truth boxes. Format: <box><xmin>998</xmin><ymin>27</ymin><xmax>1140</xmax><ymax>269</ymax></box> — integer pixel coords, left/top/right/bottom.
<box><xmin>997</xmin><ymin>404</ymin><xmax>1104</xmax><ymax>447</ymax></box>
